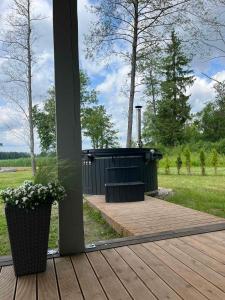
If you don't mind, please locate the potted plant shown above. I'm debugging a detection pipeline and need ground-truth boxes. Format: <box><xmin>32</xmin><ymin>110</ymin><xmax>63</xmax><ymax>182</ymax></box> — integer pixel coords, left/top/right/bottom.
<box><xmin>1</xmin><ymin>180</ymin><xmax>66</xmax><ymax>276</ymax></box>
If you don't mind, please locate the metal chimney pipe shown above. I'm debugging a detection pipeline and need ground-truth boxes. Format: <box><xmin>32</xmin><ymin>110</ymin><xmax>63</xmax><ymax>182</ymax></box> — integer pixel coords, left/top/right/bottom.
<box><xmin>135</xmin><ymin>105</ymin><xmax>143</xmax><ymax>148</ymax></box>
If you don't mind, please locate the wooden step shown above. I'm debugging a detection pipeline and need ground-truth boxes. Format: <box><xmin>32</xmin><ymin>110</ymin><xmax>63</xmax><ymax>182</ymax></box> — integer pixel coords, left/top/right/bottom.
<box><xmin>105</xmin><ymin>181</ymin><xmax>145</xmax><ymax>203</ymax></box>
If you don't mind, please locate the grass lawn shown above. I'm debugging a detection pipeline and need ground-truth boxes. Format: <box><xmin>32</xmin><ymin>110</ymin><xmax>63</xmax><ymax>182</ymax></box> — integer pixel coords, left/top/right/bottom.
<box><xmin>158</xmin><ymin>167</ymin><xmax>225</xmax><ymax>218</ymax></box>
<box><xmin>1</xmin><ymin>167</ymin><xmax>224</xmax><ymax>255</ymax></box>
<box><xmin>0</xmin><ymin>170</ymin><xmax>119</xmax><ymax>256</ymax></box>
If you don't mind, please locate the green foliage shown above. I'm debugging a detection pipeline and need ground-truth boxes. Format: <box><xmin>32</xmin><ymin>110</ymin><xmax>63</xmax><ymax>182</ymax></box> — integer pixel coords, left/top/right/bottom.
<box><xmin>165</xmin><ymin>155</ymin><xmax>170</xmax><ymax>175</ymax></box>
<box><xmin>82</xmin><ymin>105</ymin><xmax>119</xmax><ymax>149</ymax></box>
<box><xmin>153</xmin><ymin>31</ymin><xmax>194</xmax><ymax>146</ymax></box>
<box><xmin>33</xmin><ymin>70</ymin><xmax>98</xmax><ymax>153</ymax></box>
<box><xmin>198</xmin><ymin>81</ymin><xmax>225</xmax><ymax>142</ymax></box>
<box><xmin>33</xmin><ymin>89</ymin><xmax>56</xmax><ymax>153</ymax></box>
<box><xmin>212</xmin><ymin>148</ymin><xmax>219</xmax><ymax>175</ymax></box>
<box><xmin>34</xmin><ymin>158</ymin><xmax>58</xmax><ymax>185</ymax></box>
<box><xmin>0</xmin><ymin>152</ymin><xmax>29</xmax><ymax>160</ymax></box>
<box><xmin>200</xmin><ymin>149</ymin><xmax>206</xmax><ymax>176</ymax></box>
<box><xmin>184</xmin><ymin>147</ymin><xmax>191</xmax><ymax>175</ymax></box>
<box><xmin>142</xmin><ymin>104</ymin><xmax>156</xmax><ymax>145</ymax></box>
<box><xmin>176</xmin><ymin>154</ymin><xmax>182</xmax><ymax>175</ymax></box>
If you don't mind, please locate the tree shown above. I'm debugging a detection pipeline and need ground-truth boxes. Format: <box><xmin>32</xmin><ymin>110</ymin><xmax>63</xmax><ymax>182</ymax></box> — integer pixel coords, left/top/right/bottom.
<box><xmin>139</xmin><ymin>49</ymin><xmax>162</xmax><ymax>116</ymax></box>
<box><xmin>200</xmin><ymin>149</ymin><xmax>206</xmax><ymax>176</ymax></box>
<box><xmin>33</xmin><ymin>71</ymin><xmax>98</xmax><ymax>153</ymax></box>
<box><xmin>184</xmin><ymin>147</ymin><xmax>191</xmax><ymax>175</ymax></box>
<box><xmin>176</xmin><ymin>154</ymin><xmax>182</xmax><ymax>175</ymax></box>
<box><xmin>86</xmin><ymin>0</ymin><xmax>193</xmax><ymax>148</ymax></box>
<box><xmin>33</xmin><ymin>89</ymin><xmax>56</xmax><ymax>153</ymax></box>
<box><xmin>82</xmin><ymin>106</ymin><xmax>119</xmax><ymax>149</ymax></box>
<box><xmin>211</xmin><ymin>148</ymin><xmax>219</xmax><ymax>175</ymax></box>
<box><xmin>198</xmin><ymin>81</ymin><xmax>225</xmax><ymax>142</ymax></box>
<box><xmin>192</xmin><ymin>0</ymin><xmax>225</xmax><ymax>64</ymax></box>
<box><xmin>154</xmin><ymin>31</ymin><xmax>194</xmax><ymax>146</ymax></box>
<box><xmin>164</xmin><ymin>155</ymin><xmax>171</xmax><ymax>175</ymax></box>
<box><xmin>0</xmin><ymin>0</ymin><xmax>43</xmax><ymax>175</ymax></box>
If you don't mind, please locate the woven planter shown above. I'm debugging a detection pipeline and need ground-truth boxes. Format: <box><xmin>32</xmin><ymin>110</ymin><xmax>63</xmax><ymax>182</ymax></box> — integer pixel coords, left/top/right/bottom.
<box><xmin>5</xmin><ymin>204</ymin><xmax>52</xmax><ymax>276</ymax></box>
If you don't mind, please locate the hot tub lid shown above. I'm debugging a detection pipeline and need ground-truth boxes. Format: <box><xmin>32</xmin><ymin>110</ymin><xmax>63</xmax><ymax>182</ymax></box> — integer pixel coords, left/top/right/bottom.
<box><xmin>82</xmin><ymin>148</ymin><xmax>163</xmax><ymax>160</ymax></box>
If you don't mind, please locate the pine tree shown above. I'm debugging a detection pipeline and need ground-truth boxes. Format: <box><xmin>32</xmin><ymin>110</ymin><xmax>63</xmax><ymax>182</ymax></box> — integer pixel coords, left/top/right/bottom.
<box><xmin>155</xmin><ymin>31</ymin><xmax>194</xmax><ymax>146</ymax></box>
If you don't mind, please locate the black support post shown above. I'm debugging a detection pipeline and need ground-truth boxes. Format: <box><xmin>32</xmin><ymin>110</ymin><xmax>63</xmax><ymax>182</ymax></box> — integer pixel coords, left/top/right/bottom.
<box><xmin>53</xmin><ymin>0</ymin><xmax>84</xmax><ymax>255</ymax></box>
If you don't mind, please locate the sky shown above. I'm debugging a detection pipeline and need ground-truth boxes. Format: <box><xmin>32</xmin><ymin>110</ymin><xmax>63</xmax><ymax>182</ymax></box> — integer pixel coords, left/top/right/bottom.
<box><xmin>0</xmin><ymin>0</ymin><xmax>225</xmax><ymax>153</ymax></box>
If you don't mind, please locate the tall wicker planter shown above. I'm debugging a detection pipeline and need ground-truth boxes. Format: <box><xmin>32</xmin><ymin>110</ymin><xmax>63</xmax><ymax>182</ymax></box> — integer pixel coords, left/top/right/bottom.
<box><xmin>5</xmin><ymin>204</ymin><xmax>52</xmax><ymax>276</ymax></box>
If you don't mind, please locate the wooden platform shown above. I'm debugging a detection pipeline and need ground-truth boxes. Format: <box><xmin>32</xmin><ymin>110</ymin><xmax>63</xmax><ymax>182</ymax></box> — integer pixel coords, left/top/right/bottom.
<box><xmin>2</xmin><ymin>230</ymin><xmax>225</xmax><ymax>299</ymax></box>
<box><xmin>87</xmin><ymin>195</ymin><xmax>225</xmax><ymax>236</ymax></box>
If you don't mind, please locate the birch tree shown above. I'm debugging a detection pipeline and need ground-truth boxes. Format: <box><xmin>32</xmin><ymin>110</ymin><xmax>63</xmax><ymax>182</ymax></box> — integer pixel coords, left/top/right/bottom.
<box><xmin>86</xmin><ymin>0</ymin><xmax>193</xmax><ymax>147</ymax></box>
<box><xmin>0</xmin><ymin>0</ymin><xmax>43</xmax><ymax>175</ymax></box>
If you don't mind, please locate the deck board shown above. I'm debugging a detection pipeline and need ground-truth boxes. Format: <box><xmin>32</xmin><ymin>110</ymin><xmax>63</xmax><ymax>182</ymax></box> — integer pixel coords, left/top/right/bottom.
<box><xmin>2</xmin><ymin>231</ymin><xmax>225</xmax><ymax>299</ymax></box>
<box><xmin>87</xmin><ymin>195</ymin><xmax>225</xmax><ymax>236</ymax></box>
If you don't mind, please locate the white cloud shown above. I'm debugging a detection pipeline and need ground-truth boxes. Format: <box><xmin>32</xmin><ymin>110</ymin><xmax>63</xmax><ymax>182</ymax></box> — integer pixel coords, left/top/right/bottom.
<box><xmin>188</xmin><ymin>77</ymin><xmax>215</xmax><ymax>113</ymax></box>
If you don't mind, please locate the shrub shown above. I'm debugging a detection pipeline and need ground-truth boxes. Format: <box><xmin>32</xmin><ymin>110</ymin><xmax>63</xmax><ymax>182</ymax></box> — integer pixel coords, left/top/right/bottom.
<box><xmin>211</xmin><ymin>148</ymin><xmax>219</xmax><ymax>175</ymax></box>
<box><xmin>200</xmin><ymin>149</ymin><xmax>206</xmax><ymax>176</ymax></box>
<box><xmin>184</xmin><ymin>147</ymin><xmax>191</xmax><ymax>175</ymax></box>
<box><xmin>176</xmin><ymin>154</ymin><xmax>182</xmax><ymax>175</ymax></box>
<box><xmin>165</xmin><ymin>155</ymin><xmax>170</xmax><ymax>175</ymax></box>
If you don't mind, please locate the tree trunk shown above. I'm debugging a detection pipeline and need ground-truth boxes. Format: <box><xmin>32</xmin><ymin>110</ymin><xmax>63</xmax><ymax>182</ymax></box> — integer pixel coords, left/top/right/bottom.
<box><xmin>149</xmin><ymin>69</ymin><xmax>157</xmax><ymax>116</ymax></box>
<box><xmin>27</xmin><ymin>0</ymin><xmax>36</xmax><ymax>176</ymax></box>
<box><xmin>126</xmin><ymin>1</ymin><xmax>138</xmax><ymax>148</ymax></box>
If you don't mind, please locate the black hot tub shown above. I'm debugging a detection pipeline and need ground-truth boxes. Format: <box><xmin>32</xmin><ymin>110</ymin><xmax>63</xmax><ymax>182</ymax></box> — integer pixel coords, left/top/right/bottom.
<box><xmin>82</xmin><ymin>148</ymin><xmax>162</xmax><ymax>195</ymax></box>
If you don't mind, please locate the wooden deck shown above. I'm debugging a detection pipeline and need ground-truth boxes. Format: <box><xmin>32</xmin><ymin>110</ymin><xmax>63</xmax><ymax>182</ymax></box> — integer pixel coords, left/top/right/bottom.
<box><xmin>87</xmin><ymin>195</ymin><xmax>225</xmax><ymax>236</ymax></box>
<box><xmin>2</xmin><ymin>230</ymin><xmax>225</xmax><ymax>299</ymax></box>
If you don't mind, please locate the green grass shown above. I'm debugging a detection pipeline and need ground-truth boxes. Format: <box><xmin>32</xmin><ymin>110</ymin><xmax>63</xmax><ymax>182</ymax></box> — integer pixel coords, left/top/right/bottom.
<box><xmin>1</xmin><ymin>167</ymin><xmax>225</xmax><ymax>255</ymax></box>
<box><xmin>83</xmin><ymin>201</ymin><xmax>121</xmax><ymax>244</ymax></box>
<box><xmin>158</xmin><ymin>168</ymin><xmax>225</xmax><ymax>219</ymax></box>
<box><xmin>0</xmin><ymin>170</ymin><xmax>120</xmax><ymax>255</ymax></box>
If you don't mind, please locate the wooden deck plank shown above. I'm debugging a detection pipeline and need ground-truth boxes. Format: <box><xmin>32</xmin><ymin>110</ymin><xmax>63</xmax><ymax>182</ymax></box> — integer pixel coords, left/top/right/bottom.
<box><xmin>87</xmin><ymin>195</ymin><xmax>225</xmax><ymax>236</ymax></box>
<box><xmin>3</xmin><ymin>231</ymin><xmax>225</xmax><ymax>300</ymax></box>
<box><xmin>204</xmin><ymin>231</ymin><xmax>225</xmax><ymax>245</ymax></box>
<box><xmin>164</xmin><ymin>237</ymin><xmax>225</xmax><ymax>277</ymax></box>
<box><xmin>181</xmin><ymin>236</ymin><xmax>225</xmax><ymax>264</ymax></box>
<box><xmin>156</xmin><ymin>239</ymin><xmax>225</xmax><ymax>292</ymax></box>
<box><xmin>192</xmin><ymin>234</ymin><xmax>225</xmax><ymax>253</ymax></box>
<box><xmin>54</xmin><ymin>257</ymin><xmax>83</xmax><ymax>300</ymax></box>
<box><xmin>116</xmin><ymin>246</ymin><xmax>182</xmax><ymax>300</ymax></box>
<box><xmin>87</xmin><ymin>251</ymin><xmax>132</xmax><ymax>300</ymax></box>
<box><xmin>15</xmin><ymin>274</ymin><xmax>36</xmax><ymax>300</ymax></box>
<box><xmin>71</xmin><ymin>253</ymin><xmax>107</xmax><ymax>300</ymax></box>
<box><xmin>130</xmin><ymin>244</ymin><xmax>207</xmax><ymax>300</ymax></box>
<box><xmin>37</xmin><ymin>259</ymin><xmax>59</xmax><ymax>300</ymax></box>
<box><xmin>0</xmin><ymin>265</ymin><xmax>17</xmax><ymax>300</ymax></box>
<box><xmin>102</xmin><ymin>248</ymin><xmax>157</xmax><ymax>300</ymax></box>
<box><xmin>143</xmin><ymin>242</ymin><xmax>225</xmax><ymax>300</ymax></box>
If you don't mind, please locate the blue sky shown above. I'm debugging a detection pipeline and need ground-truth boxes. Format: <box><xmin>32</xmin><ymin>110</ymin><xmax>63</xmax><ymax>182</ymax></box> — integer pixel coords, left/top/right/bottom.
<box><xmin>0</xmin><ymin>0</ymin><xmax>225</xmax><ymax>153</ymax></box>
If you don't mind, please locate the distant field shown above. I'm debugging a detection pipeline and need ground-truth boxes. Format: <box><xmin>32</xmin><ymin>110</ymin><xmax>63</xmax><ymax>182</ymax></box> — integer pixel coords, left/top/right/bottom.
<box><xmin>0</xmin><ymin>157</ymin><xmax>51</xmax><ymax>167</ymax></box>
